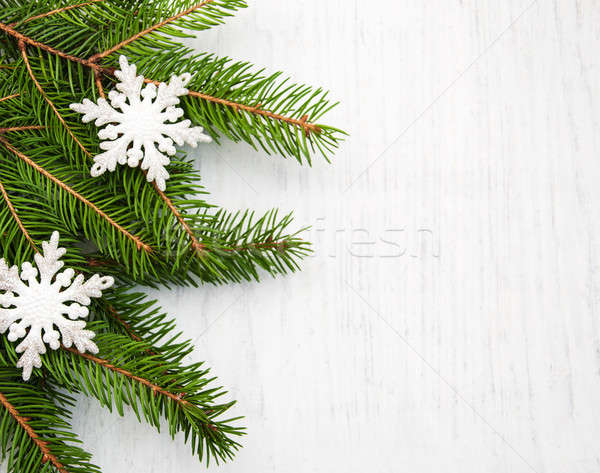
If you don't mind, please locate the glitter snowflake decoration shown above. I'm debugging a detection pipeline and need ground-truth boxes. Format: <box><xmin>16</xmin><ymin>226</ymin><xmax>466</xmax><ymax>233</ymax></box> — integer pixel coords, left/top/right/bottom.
<box><xmin>0</xmin><ymin>232</ymin><xmax>114</xmax><ymax>381</ymax></box>
<box><xmin>70</xmin><ymin>55</ymin><xmax>212</xmax><ymax>191</ymax></box>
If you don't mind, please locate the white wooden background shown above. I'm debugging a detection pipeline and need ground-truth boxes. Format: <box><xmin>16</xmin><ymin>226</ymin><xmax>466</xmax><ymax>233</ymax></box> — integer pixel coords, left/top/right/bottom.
<box><xmin>69</xmin><ymin>1</ymin><xmax>600</xmax><ymax>472</ymax></box>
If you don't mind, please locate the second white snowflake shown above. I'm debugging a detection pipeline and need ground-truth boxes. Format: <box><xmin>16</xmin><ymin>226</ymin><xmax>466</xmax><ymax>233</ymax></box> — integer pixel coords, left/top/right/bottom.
<box><xmin>71</xmin><ymin>55</ymin><xmax>212</xmax><ymax>191</ymax></box>
<box><xmin>0</xmin><ymin>232</ymin><xmax>114</xmax><ymax>381</ymax></box>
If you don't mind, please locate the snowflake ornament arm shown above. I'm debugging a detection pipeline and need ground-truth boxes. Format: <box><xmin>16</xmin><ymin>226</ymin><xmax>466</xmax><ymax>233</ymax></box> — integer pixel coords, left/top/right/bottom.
<box><xmin>70</xmin><ymin>55</ymin><xmax>212</xmax><ymax>191</ymax></box>
<box><xmin>0</xmin><ymin>232</ymin><xmax>114</xmax><ymax>381</ymax></box>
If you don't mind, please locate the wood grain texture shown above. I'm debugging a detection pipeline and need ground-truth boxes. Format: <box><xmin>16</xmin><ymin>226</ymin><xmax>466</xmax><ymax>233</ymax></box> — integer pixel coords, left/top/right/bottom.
<box><xmin>68</xmin><ymin>1</ymin><xmax>600</xmax><ymax>472</ymax></box>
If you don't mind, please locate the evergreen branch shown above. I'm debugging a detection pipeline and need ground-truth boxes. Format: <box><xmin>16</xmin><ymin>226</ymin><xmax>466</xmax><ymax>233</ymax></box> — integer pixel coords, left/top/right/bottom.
<box><xmin>40</xmin><ymin>328</ymin><xmax>242</xmax><ymax>464</ymax></box>
<box><xmin>89</xmin><ymin>0</ymin><xmax>215</xmax><ymax>62</ymax></box>
<box><xmin>1</xmin><ymin>329</ymin><xmax>243</xmax><ymax>465</ymax></box>
<box><xmin>61</xmin><ymin>338</ymin><xmax>211</xmax><ymax>434</ymax></box>
<box><xmin>0</xmin><ymin>135</ymin><xmax>152</xmax><ymax>252</ymax></box>
<box><xmin>192</xmin><ymin>209</ymin><xmax>311</xmax><ymax>283</ymax></box>
<box><xmin>61</xmin><ymin>345</ymin><xmax>195</xmax><ymax>407</ymax></box>
<box><xmin>0</xmin><ymin>127</ymin><xmax>308</xmax><ymax>284</ymax></box>
<box><xmin>88</xmin><ymin>292</ymin><xmax>229</xmax><ymax>434</ymax></box>
<box><xmin>0</xmin><ymin>177</ymin><xmax>38</xmax><ymax>253</ymax></box>
<box><xmin>133</xmin><ymin>55</ymin><xmax>342</xmax><ymax>161</ymax></box>
<box><xmin>0</xmin><ymin>389</ymin><xmax>69</xmax><ymax>473</ymax></box>
<box><xmin>102</xmin><ymin>301</ymin><xmax>186</xmax><ymax>376</ymax></box>
<box><xmin>19</xmin><ymin>42</ymin><xmax>92</xmax><ymax>158</ymax></box>
<box><xmin>102</xmin><ymin>305</ymin><xmax>179</xmax><ymax>378</ymax></box>
<box><xmin>0</xmin><ymin>2</ymin><xmax>342</xmax><ymax>469</ymax></box>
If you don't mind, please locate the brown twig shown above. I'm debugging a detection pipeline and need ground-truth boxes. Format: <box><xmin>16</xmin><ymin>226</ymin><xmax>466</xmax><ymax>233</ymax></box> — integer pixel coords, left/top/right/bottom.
<box><xmin>61</xmin><ymin>346</ymin><xmax>192</xmax><ymax>407</ymax></box>
<box><xmin>11</xmin><ymin>0</ymin><xmax>105</xmax><ymax>26</ymax></box>
<box><xmin>146</xmin><ymin>78</ymin><xmax>322</xmax><ymax>136</ymax></box>
<box><xmin>94</xmin><ymin>70</ymin><xmax>105</xmax><ymax>98</ymax></box>
<box><xmin>0</xmin><ymin>390</ymin><xmax>69</xmax><ymax>473</ymax></box>
<box><xmin>0</xmin><ymin>178</ymin><xmax>39</xmax><ymax>253</ymax></box>
<box><xmin>0</xmin><ymin>125</ymin><xmax>44</xmax><ymax>133</ymax></box>
<box><xmin>0</xmin><ymin>135</ymin><xmax>152</xmax><ymax>252</ymax></box>
<box><xmin>0</xmin><ymin>93</ymin><xmax>20</xmax><ymax>104</ymax></box>
<box><xmin>89</xmin><ymin>0</ymin><xmax>214</xmax><ymax>62</ymax></box>
<box><xmin>19</xmin><ymin>42</ymin><xmax>92</xmax><ymax>158</ymax></box>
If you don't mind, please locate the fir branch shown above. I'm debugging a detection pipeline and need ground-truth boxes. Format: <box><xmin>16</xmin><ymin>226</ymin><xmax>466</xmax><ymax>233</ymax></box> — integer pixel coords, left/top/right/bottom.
<box><xmin>126</xmin><ymin>55</ymin><xmax>342</xmax><ymax>162</ymax></box>
<box><xmin>0</xmin><ymin>8</ymin><xmax>342</xmax><ymax>162</ymax></box>
<box><xmin>88</xmin><ymin>291</ymin><xmax>230</xmax><ymax>439</ymax></box>
<box><xmin>105</xmin><ymin>304</ymin><xmax>143</xmax><ymax>342</ymax></box>
<box><xmin>145</xmin><ymin>77</ymin><xmax>323</xmax><ymax>137</ymax></box>
<box><xmin>1</xmin><ymin>338</ymin><xmax>242</xmax><ymax>465</ymax></box>
<box><xmin>61</xmin><ymin>345</ymin><xmax>192</xmax><ymax>406</ymax></box>
<box><xmin>195</xmin><ymin>208</ymin><xmax>311</xmax><ymax>282</ymax></box>
<box><xmin>98</xmin><ymin>290</ymin><xmax>176</xmax><ymax>346</ymax></box>
<box><xmin>5</xmin><ymin>31</ymin><xmax>227</xmax><ymax>263</ymax></box>
<box><xmin>90</xmin><ymin>0</ymin><xmax>246</xmax><ymax>59</ymax></box>
<box><xmin>0</xmin><ymin>323</ymin><xmax>244</xmax><ymax>464</ymax></box>
<box><xmin>61</xmin><ymin>344</ymin><xmax>218</xmax><ymax>432</ymax></box>
<box><xmin>0</xmin><ymin>135</ymin><xmax>152</xmax><ymax>252</ymax></box>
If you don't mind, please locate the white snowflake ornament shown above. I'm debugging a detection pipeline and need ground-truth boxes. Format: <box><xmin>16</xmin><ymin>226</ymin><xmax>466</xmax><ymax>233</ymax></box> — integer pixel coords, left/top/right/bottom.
<box><xmin>0</xmin><ymin>232</ymin><xmax>114</xmax><ymax>381</ymax></box>
<box><xmin>70</xmin><ymin>55</ymin><xmax>212</xmax><ymax>191</ymax></box>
